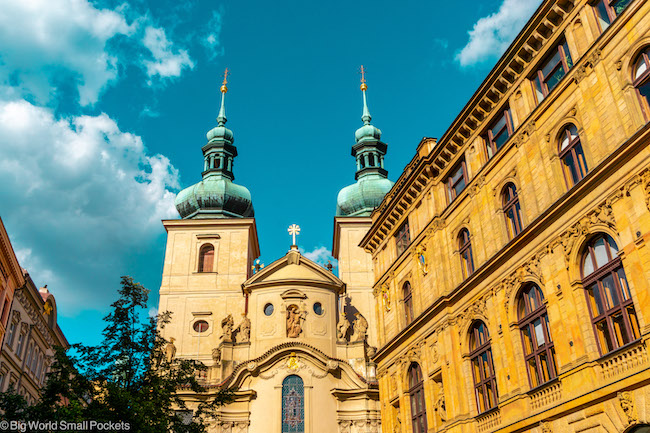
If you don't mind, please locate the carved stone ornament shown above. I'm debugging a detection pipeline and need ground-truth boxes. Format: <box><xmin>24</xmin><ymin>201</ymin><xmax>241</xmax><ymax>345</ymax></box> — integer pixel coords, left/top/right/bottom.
<box><xmin>435</xmin><ymin>381</ymin><xmax>446</xmax><ymax>422</ymax></box>
<box><xmin>235</xmin><ymin>314</ymin><xmax>251</xmax><ymax>343</ymax></box>
<box><xmin>552</xmin><ymin>202</ymin><xmax>617</xmax><ymax>268</ymax></box>
<box><xmin>431</xmin><ymin>344</ymin><xmax>439</xmax><ymax>364</ymax></box>
<box><xmin>618</xmin><ymin>391</ymin><xmax>638</xmax><ymax>424</ymax></box>
<box><xmin>381</xmin><ymin>284</ymin><xmax>392</xmax><ymax>312</ymax></box>
<box><xmin>212</xmin><ymin>347</ymin><xmax>222</xmax><ymax>363</ymax></box>
<box><xmin>503</xmin><ymin>255</ymin><xmax>544</xmax><ymax>307</ymax></box>
<box><xmin>573</xmin><ymin>49</ymin><xmax>602</xmax><ymax>84</ymax></box>
<box><xmin>286</xmin><ymin>304</ymin><xmax>305</xmax><ymax>338</ymax></box>
<box><xmin>455</xmin><ymin>295</ymin><xmax>490</xmax><ymax>334</ymax></box>
<box><xmin>326</xmin><ymin>360</ymin><xmax>339</xmax><ymax>371</ymax></box>
<box><xmin>415</xmin><ymin>244</ymin><xmax>428</xmax><ymax>275</ymax></box>
<box><xmin>539</xmin><ymin>421</ymin><xmax>552</xmax><ymax>433</ymax></box>
<box><xmin>337</xmin><ymin>311</ymin><xmax>351</xmax><ymax>342</ymax></box>
<box><xmin>286</xmin><ymin>352</ymin><xmax>301</xmax><ymax>371</ymax></box>
<box><xmin>221</xmin><ymin>314</ymin><xmax>234</xmax><ymax>342</ymax></box>
<box><xmin>164</xmin><ymin>337</ymin><xmax>176</xmax><ymax>363</ymax></box>
<box><xmin>10</xmin><ymin>310</ymin><xmax>20</xmax><ymax>323</ymax></box>
<box><xmin>352</xmin><ymin>312</ymin><xmax>369</xmax><ymax>342</ymax></box>
<box><xmin>246</xmin><ymin>361</ymin><xmax>258</xmax><ymax>372</ymax></box>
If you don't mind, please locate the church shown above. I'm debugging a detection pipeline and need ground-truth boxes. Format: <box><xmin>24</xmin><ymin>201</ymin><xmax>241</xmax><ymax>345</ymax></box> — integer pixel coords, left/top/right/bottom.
<box><xmin>157</xmin><ymin>72</ymin><xmax>389</xmax><ymax>433</ymax></box>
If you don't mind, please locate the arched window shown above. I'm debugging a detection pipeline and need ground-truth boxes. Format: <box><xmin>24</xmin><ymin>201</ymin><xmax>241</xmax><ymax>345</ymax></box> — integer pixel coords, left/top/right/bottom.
<box><xmin>502</xmin><ymin>183</ymin><xmax>524</xmax><ymax>238</ymax></box>
<box><xmin>517</xmin><ymin>284</ymin><xmax>557</xmax><ymax>388</ymax></box>
<box><xmin>633</xmin><ymin>47</ymin><xmax>650</xmax><ymax>119</ymax></box>
<box><xmin>559</xmin><ymin>124</ymin><xmax>588</xmax><ymax>187</ymax></box>
<box><xmin>408</xmin><ymin>363</ymin><xmax>428</xmax><ymax>433</ymax></box>
<box><xmin>403</xmin><ymin>282</ymin><xmax>414</xmax><ymax>325</ymax></box>
<box><xmin>582</xmin><ymin>234</ymin><xmax>640</xmax><ymax>354</ymax></box>
<box><xmin>459</xmin><ymin>228</ymin><xmax>474</xmax><ymax>279</ymax></box>
<box><xmin>469</xmin><ymin>321</ymin><xmax>498</xmax><ymax>413</ymax></box>
<box><xmin>281</xmin><ymin>375</ymin><xmax>304</xmax><ymax>433</ymax></box>
<box><xmin>198</xmin><ymin>244</ymin><xmax>214</xmax><ymax>273</ymax></box>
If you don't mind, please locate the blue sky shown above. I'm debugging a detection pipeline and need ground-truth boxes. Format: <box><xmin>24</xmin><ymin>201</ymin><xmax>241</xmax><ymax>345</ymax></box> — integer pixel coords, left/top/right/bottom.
<box><xmin>0</xmin><ymin>0</ymin><xmax>541</xmax><ymax>346</ymax></box>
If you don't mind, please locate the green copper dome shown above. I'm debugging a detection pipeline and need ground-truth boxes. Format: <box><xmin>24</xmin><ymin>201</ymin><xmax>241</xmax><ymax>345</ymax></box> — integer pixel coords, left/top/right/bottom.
<box><xmin>175</xmin><ymin>176</ymin><xmax>253</xmax><ymax>219</ymax></box>
<box><xmin>336</xmin><ymin>78</ymin><xmax>393</xmax><ymax>217</ymax></box>
<box><xmin>174</xmin><ymin>80</ymin><xmax>254</xmax><ymax>219</ymax></box>
<box><xmin>336</xmin><ymin>175</ymin><xmax>393</xmax><ymax>217</ymax></box>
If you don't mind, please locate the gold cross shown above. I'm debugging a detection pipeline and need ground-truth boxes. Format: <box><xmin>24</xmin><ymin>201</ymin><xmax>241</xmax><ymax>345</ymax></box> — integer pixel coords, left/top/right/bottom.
<box><xmin>360</xmin><ymin>65</ymin><xmax>367</xmax><ymax>91</ymax></box>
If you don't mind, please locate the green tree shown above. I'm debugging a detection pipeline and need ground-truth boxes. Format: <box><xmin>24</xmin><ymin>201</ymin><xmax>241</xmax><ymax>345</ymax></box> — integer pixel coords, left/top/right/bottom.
<box><xmin>0</xmin><ymin>276</ymin><xmax>231</xmax><ymax>432</ymax></box>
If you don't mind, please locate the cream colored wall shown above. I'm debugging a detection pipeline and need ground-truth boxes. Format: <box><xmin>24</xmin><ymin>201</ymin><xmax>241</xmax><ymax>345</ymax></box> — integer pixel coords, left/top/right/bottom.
<box><xmin>158</xmin><ymin>219</ymin><xmax>257</xmax><ymax>363</ymax></box>
<box><xmin>248</xmin><ymin>285</ymin><xmax>337</xmax><ymax>358</ymax></box>
<box><xmin>246</xmin><ymin>361</ymin><xmax>340</xmax><ymax>433</ymax></box>
<box><xmin>334</xmin><ymin>218</ymin><xmax>378</xmax><ymax>348</ymax></box>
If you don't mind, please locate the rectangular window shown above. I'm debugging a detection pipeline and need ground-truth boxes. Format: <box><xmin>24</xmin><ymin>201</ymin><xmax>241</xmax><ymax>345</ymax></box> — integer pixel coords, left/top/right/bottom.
<box><xmin>395</xmin><ymin>220</ymin><xmax>411</xmax><ymax>256</ymax></box>
<box><xmin>595</xmin><ymin>0</ymin><xmax>633</xmax><ymax>30</ymax></box>
<box><xmin>446</xmin><ymin>160</ymin><xmax>468</xmax><ymax>203</ymax></box>
<box><xmin>0</xmin><ymin>298</ymin><xmax>9</xmax><ymax>326</ymax></box>
<box><xmin>484</xmin><ymin>107</ymin><xmax>513</xmax><ymax>159</ymax></box>
<box><xmin>533</xmin><ymin>38</ymin><xmax>573</xmax><ymax>103</ymax></box>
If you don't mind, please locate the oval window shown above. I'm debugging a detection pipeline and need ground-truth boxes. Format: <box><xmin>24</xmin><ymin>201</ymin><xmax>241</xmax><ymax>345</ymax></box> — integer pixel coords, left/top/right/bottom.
<box><xmin>193</xmin><ymin>320</ymin><xmax>209</xmax><ymax>333</ymax></box>
<box><xmin>264</xmin><ymin>303</ymin><xmax>274</xmax><ymax>316</ymax></box>
<box><xmin>313</xmin><ymin>302</ymin><xmax>323</xmax><ymax>315</ymax></box>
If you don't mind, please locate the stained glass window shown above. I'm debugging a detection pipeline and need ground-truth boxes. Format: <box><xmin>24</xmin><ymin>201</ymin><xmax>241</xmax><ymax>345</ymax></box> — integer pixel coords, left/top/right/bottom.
<box><xmin>282</xmin><ymin>375</ymin><xmax>304</xmax><ymax>433</ymax></box>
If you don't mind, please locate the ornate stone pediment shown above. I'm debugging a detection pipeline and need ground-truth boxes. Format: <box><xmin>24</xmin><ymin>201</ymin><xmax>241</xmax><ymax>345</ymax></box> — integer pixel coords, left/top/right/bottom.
<box><xmin>243</xmin><ymin>249</ymin><xmax>345</xmax><ymax>294</ymax></box>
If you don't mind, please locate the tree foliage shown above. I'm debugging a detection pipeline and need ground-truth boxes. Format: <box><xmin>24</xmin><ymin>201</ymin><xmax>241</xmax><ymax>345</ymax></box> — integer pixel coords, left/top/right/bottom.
<box><xmin>0</xmin><ymin>276</ymin><xmax>231</xmax><ymax>432</ymax></box>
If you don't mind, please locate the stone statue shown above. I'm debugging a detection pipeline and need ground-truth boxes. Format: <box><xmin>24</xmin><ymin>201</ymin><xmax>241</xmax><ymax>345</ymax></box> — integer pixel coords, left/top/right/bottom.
<box><xmin>236</xmin><ymin>314</ymin><xmax>251</xmax><ymax>343</ymax></box>
<box><xmin>212</xmin><ymin>347</ymin><xmax>221</xmax><ymax>364</ymax></box>
<box><xmin>352</xmin><ymin>312</ymin><xmax>368</xmax><ymax>342</ymax></box>
<box><xmin>336</xmin><ymin>311</ymin><xmax>350</xmax><ymax>342</ymax></box>
<box><xmin>164</xmin><ymin>337</ymin><xmax>176</xmax><ymax>363</ymax></box>
<box><xmin>286</xmin><ymin>305</ymin><xmax>304</xmax><ymax>338</ymax></box>
<box><xmin>221</xmin><ymin>314</ymin><xmax>234</xmax><ymax>342</ymax></box>
<box><xmin>435</xmin><ymin>381</ymin><xmax>446</xmax><ymax>421</ymax></box>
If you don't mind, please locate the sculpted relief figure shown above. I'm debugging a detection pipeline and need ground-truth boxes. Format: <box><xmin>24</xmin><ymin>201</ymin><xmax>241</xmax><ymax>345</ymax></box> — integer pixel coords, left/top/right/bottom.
<box><xmin>337</xmin><ymin>312</ymin><xmax>350</xmax><ymax>342</ymax></box>
<box><xmin>236</xmin><ymin>314</ymin><xmax>251</xmax><ymax>343</ymax></box>
<box><xmin>212</xmin><ymin>346</ymin><xmax>222</xmax><ymax>364</ymax></box>
<box><xmin>352</xmin><ymin>312</ymin><xmax>368</xmax><ymax>342</ymax></box>
<box><xmin>286</xmin><ymin>305</ymin><xmax>304</xmax><ymax>338</ymax></box>
<box><xmin>221</xmin><ymin>314</ymin><xmax>234</xmax><ymax>342</ymax></box>
<box><xmin>165</xmin><ymin>337</ymin><xmax>176</xmax><ymax>363</ymax></box>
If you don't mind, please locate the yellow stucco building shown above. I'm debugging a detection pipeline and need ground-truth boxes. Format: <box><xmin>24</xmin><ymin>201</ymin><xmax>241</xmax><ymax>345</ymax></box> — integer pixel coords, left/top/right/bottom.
<box><xmin>362</xmin><ymin>0</ymin><xmax>650</xmax><ymax>432</ymax></box>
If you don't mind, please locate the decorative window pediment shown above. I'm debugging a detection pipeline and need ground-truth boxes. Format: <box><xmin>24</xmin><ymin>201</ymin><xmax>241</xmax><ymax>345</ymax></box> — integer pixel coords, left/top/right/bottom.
<box><xmin>281</xmin><ymin>289</ymin><xmax>308</xmax><ymax>300</ymax></box>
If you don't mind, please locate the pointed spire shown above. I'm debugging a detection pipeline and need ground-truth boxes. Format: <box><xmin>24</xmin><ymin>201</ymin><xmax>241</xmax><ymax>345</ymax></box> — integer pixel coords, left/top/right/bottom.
<box><xmin>217</xmin><ymin>68</ymin><xmax>229</xmax><ymax>126</ymax></box>
<box><xmin>360</xmin><ymin>65</ymin><xmax>371</xmax><ymax>125</ymax></box>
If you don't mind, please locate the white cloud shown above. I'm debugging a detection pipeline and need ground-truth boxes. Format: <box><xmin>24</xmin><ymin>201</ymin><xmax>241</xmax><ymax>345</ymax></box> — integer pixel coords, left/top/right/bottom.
<box><xmin>0</xmin><ymin>0</ymin><xmax>133</xmax><ymax>106</ymax></box>
<box><xmin>142</xmin><ymin>26</ymin><xmax>195</xmax><ymax>80</ymax></box>
<box><xmin>0</xmin><ymin>0</ymin><xmax>198</xmax><ymax>106</ymax></box>
<box><xmin>202</xmin><ymin>10</ymin><xmax>225</xmax><ymax>60</ymax></box>
<box><xmin>301</xmin><ymin>246</ymin><xmax>336</xmax><ymax>268</ymax></box>
<box><xmin>0</xmin><ymin>98</ymin><xmax>180</xmax><ymax>312</ymax></box>
<box><xmin>456</xmin><ymin>0</ymin><xmax>542</xmax><ymax>68</ymax></box>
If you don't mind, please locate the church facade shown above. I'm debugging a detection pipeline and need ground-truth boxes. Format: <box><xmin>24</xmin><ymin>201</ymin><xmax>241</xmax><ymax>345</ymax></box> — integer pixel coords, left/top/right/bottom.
<box><xmin>157</xmin><ymin>75</ymin><xmax>387</xmax><ymax>433</ymax></box>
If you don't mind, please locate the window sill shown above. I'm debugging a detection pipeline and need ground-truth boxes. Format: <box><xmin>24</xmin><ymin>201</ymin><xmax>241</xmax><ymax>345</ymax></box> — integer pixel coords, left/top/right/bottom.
<box><xmin>526</xmin><ymin>376</ymin><xmax>560</xmax><ymax>395</ymax></box>
<box><xmin>475</xmin><ymin>404</ymin><xmax>500</xmax><ymax>419</ymax></box>
<box><xmin>597</xmin><ymin>338</ymin><xmax>643</xmax><ymax>362</ymax></box>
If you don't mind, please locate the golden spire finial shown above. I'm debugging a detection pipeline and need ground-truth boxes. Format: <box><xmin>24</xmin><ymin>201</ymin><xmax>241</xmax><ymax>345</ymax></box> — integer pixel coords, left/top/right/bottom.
<box><xmin>360</xmin><ymin>65</ymin><xmax>367</xmax><ymax>91</ymax></box>
<box><xmin>220</xmin><ymin>68</ymin><xmax>229</xmax><ymax>93</ymax></box>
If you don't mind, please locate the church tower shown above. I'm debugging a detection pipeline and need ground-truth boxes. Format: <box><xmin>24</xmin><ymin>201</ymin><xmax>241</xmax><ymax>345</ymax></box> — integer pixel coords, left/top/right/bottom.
<box><xmin>158</xmin><ymin>71</ymin><xmax>260</xmax><ymax>366</ymax></box>
<box><xmin>333</xmin><ymin>68</ymin><xmax>393</xmax><ymax>350</ymax></box>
